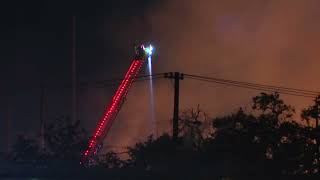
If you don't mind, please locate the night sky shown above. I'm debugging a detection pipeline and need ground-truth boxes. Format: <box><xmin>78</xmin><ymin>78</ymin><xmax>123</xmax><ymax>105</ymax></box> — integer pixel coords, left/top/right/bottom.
<box><xmin>1</xmin><ymin>0</ymin><xmax>320</xmax><ymax>152</ymax></box>
<box><xmin>0</xmin><ymin>0</ymin><xmax>161</xmax><ymax>150</ymax></box>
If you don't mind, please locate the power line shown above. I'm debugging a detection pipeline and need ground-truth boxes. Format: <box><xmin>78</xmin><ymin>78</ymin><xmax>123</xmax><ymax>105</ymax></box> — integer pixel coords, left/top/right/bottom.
<box><xmin>80</xmin><ymin>74</ymin><xmax>164</xmax><ymax>89</ymax></box>
<box><xmin>41</xmin><ymin>72</ymin><xmax>320</xmax><ymax>99</ymax></box>
<box><xmin>185</xmin><ymin>76</ymin><xmax>317</xmax><ymax>98</ymax></box>
<box><xmin>186</xmin><ymin>76</ymin><xmax>315</xmax><ymax>98</ymax></box>
<box><xmin>184</xmin><ymin>74</ymin><xmax>319</xmax><ymax>95</ymax></box>
<box><xmin>183</xmin><ymin>74</ymin><xmax>319</xmax><ymax>98</ymax></box>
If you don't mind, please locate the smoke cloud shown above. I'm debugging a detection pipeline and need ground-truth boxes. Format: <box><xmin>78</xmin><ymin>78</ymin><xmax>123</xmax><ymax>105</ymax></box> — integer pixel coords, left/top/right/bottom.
<box><xmin>95</xmin><ymin>0</ymin><xmax>320</xmax><ymax>149</ymax></box>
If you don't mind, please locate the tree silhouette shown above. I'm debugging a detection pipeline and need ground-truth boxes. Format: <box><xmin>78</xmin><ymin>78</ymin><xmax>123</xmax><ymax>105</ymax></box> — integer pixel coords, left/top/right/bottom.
<box><xmin>98</xmin><ymin>151</ymin><xmax>124</xmax><ymax>169</ymax></box>
<box><xmin>253</xmin><ymin>92</ymin><xmax>295</xmax><ymax>125</ymax></box>
<box><xmin>124</xmin><ymin>92</ymin><xmax>320</xmax><ymax>178</ymax></box>
<box><xmin>8</xmin><ymin>92</ymin><xmax>320</xmax><ymax>178</ymax></box>
<box><xmin>127</xmin><ymin>134</ymin><xmax>179</xmax><ymax>171</ymax></box>
<box><xmin>12</xmin><ymin>134</ymin><xmax>39</xmax><ymax>162</ymax></box>
<box><xmin>44</xmin><ymin>117</ymin><xmax>88</xmax><ymax>162</ymax></box>
<box><xmin>179</xmin><ymin>105</ymin><xmax>211</xmax><ymax>149</ymax></box>
<box><xmin>301</xmin><ymin>95</ymin><xmax>320</xmax><ymax>128</ymax></box>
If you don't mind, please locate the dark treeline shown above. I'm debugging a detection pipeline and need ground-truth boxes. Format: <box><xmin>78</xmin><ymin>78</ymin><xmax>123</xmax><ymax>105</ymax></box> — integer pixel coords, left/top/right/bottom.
<box><xmin>2</xmin><ymin>92</ymin><xmax>320</xmax><ymax>179</ymax></box>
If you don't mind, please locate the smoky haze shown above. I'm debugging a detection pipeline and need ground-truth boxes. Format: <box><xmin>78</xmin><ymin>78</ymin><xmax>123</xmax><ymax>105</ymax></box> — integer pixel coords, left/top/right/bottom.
<box><xmin>83</xmin><ymin>0</ymin><xmax>320</xmax><ymax>151</ymax></box>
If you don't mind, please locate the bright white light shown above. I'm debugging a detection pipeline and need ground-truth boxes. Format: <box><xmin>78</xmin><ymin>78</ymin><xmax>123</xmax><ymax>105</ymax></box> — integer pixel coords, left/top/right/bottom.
<box><xmin>144</xmin><ymin>45</ymin><xmax>154</xmax><ymax>56</ymax></box>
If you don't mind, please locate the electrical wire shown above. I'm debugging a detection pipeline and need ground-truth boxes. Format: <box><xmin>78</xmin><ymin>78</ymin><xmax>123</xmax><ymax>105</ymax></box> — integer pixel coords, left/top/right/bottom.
<box><xmin>184</xmin><ymin>74</ymin><xmax>319</xmax><ymax>98</ymax></box>
<box><xmin>184</xmin><ymin>74</ymin><xmax>319</xmax><ymax>95</ymax></box>
<box><xmin>80</xmin><ymin>73</ymin><xmax>164</xmax><ymax>88</ymax></box>
<box><xmin>186</xmin><ymin>76</ymin><xmax>315</xmax><ymax>98</ymax></box>
<box><xmin>43</xmin><ymin>72</ymin><xmax>320</xmax><ymax>99</ymax></box>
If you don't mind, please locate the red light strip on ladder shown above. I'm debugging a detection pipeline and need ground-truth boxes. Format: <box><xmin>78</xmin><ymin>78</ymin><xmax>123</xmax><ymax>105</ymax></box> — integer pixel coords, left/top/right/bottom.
<box><xmin>82</xmin><ymin>59</ymin><xmax>145</xmax><ymax>162</ymax></box>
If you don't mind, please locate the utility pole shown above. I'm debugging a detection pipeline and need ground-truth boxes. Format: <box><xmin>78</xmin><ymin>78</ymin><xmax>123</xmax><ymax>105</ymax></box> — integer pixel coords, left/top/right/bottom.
<box><xmin>316</xmin><ymin>101</ymin><xmax>319</xmax><ymax>128</ymax></box>
<box><xmin>6</xmin><ymin>97</ymin><xmax>11</xmax><ymax>153</ymax></box>
<box><xmin>40</xmin><ymin>83</ymin><xmax>46</xmax><ymax>149</ymax></box>
<box><xmin>164</xmin><ymin>72</ymin><xmax>184</xmax><ymax>141</ymax></box>
<box><xmin>72</xmin><ymin>15</ymin><xmax>77</xmax><ymax>123</ymax></box>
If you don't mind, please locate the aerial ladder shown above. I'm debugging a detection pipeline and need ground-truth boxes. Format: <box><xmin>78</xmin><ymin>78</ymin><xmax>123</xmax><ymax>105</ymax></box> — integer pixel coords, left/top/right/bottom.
<box><xmin>81</xmin><ymin>44</ymin><xmax>153</xmax><ymax>164</ymax></box>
